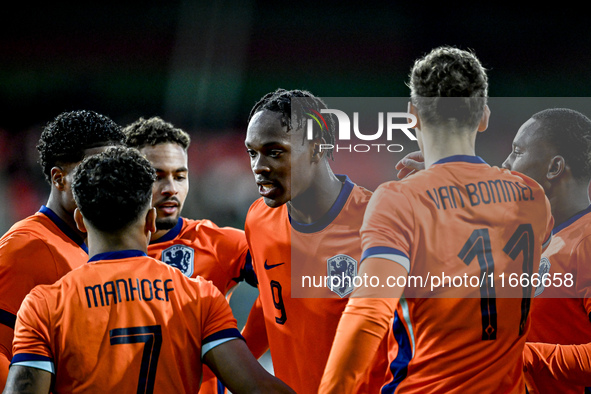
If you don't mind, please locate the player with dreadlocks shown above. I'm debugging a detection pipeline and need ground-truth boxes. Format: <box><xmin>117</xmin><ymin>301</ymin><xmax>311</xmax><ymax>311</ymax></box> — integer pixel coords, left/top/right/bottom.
<box><xmin>242</xmin><ymin>88</ymin><xmax>388</xmax><ymax>393</ymax></box>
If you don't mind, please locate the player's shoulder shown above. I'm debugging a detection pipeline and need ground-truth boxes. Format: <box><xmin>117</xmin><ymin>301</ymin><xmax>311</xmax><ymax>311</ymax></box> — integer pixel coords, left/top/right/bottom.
<box><xmin>1</xmin><ymin>212</ymin><xmax>53</xmax><ymax>242</ymax></box>
<box><xmin>246</xmin><ymin>197</ymin><xmax>285</xmax><ymax>222</ymax></box>
<box><xmin>179</xmin><ymin>217</ymin><xmax>245</xmax><ymax>244</ymax></box>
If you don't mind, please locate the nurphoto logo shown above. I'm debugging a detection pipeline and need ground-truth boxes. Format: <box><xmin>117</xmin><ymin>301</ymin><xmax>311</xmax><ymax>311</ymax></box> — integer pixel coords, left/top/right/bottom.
<box><xmin>305</xmin><ymin>108</ymin><xmax>417</xmax><ymax>153</ymax></box>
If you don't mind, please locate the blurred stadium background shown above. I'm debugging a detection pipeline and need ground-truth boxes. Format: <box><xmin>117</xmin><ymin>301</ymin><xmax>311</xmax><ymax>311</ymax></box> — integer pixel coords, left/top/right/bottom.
<box><xmin>1</xmin><ymin>1</ymin><xmax>590</xmax><ymax>374</ymax></box>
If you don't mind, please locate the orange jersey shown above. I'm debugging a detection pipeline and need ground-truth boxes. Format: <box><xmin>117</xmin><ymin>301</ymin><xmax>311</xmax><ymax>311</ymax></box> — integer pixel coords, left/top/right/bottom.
<box><xmin>360</xmin><ymin>156</ymin><xmax>553</xmax><ymax>393</ymax></box>
<box><xmin>11</xmin><ymin>250</ymin><xmax>241</xmax><ymax>393</ymax></box>
<box><xmin>147</xmin><ymin>217</ymin><xmax>253</xmax><ymax>394</ymax></box>
<box><xmin>0</xmin><ymin>206</ymin><xmax>88</xmax><ymax>378</ymax></box>
<box><xmin>147</xmin><ymin>217</ymin><xmax>255</xmax><ymax>295</ymax></box>
<box><xmin>527</xmin><ymin>205</ymin><xmax>591</xmax><ymax>393</ymax></box>
<box><xmin>245</xmin><ymin>175</ymin><xmax>388</xmax><ymax>394</ymax></box>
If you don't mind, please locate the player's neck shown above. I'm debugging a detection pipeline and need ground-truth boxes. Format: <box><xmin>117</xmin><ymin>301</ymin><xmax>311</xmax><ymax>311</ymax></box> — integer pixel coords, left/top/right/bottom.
<box><xmin>150</xmin><ymin>228</ymin><xmax>168</xmax><ymax>242</ymax></box>
<box><xmin>45</xmin><ymin>192</ymin><xmax>86</xmax><ymax>239</ymax></box>
<box><xmin>86</xmin><ymin>228</ymin><xmax>149</xmax><ymax>259</ymax></box>
<box><xmin>549</xmin><ymin>179</ymin><xmax>591</xmax><ymax>227</ymax></box>
<box><xmin>421</xmin><ymin>127</ymin><xmax>477</xmax><ymax>169</ymax></box>
<box><xmin>288</xmin><ymin>167</ymin><xmax>343</xmax><ymax>224</ymax></box>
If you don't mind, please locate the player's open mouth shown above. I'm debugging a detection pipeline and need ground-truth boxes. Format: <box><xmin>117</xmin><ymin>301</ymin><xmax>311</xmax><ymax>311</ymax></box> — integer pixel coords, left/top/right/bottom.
<box><xmin>258</xmin><ymin>182</ymin><xmax>278</xmax><ymax>197</ymax></box>
<box><xmin>157</xmin><ymin>202</ymin><xmax>179</xmax><ymax>215</ymax></box>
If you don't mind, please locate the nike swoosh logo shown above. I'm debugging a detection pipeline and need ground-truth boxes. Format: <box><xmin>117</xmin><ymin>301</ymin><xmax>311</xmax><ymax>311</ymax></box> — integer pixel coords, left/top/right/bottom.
<box><xmin>264</xmin><ymin>260</ymin><xmax>285</xmax><ymax>270</ymax></box>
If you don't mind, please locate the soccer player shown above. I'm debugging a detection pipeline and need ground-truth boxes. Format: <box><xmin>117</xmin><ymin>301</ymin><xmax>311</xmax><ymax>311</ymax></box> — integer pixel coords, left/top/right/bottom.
<box><xmin>243</xmin><ymin>88</ymin><xmax>388</xmax><ymax>393</ymax></box>
<box><xmin>122</xmin><ymin>116</ymin><xmax>256</xmax><ymax>393</ymax></box>
<box><xmin>3</xmin><ymin>146</ymin><xmax>295</xmax><ymax>394</ymax></box>
<box><xmin>502</xmin><ymin>108</ymin><xmax>591</xmax><ymax>393</ymax></box>
<box><xmin>319</xmin><ymin>46</ymin><xmax>554</xmax><ymax>393</ymax></box>
<box><xmin>123</xmin><ymin>116</ymin><xmax>255</xmax><ymax>294</ymax></box>
<box><xmin>0</xmin><ymin>110</ymin><xmax>124</xmax><ymax>390</ymax></box>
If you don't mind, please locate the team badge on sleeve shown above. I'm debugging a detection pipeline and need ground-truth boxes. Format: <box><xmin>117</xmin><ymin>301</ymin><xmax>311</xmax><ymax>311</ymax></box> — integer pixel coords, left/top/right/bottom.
<box><xmin>326</xmin><ymin>254</ymin><xmax>358</xmax><ymax>297</ymax></box>
<box><xmin>162</xmin><ymin>245</ymin><xmax>195</xmax><ymax>277</ymax></box>
<box><xmin>534</xmin><ymin>257</ymin><xmax>551</xmax><ymax>297</ymax></box>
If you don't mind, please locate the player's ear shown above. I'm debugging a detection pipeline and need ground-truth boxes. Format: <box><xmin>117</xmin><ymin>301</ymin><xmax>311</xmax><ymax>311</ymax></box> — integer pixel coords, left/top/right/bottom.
<box><xmin>73</xmin><ymin>208</ymin><xmax>87</xmax><ymax>233</ymax></box>
<box><xmin>477</xmin><ymin>104</ymin><xmax>491</xmax><ymax>132</ymax></box>
<box><xmin>311</xmin><ymin>137</ymin><xmax>325</xmax><ymax>163</ymax></box>
<box><xmin>145</xmin><ymin>207</ymin><xmax>157</xmax><ymax>235</ymax></box>
<box><xmin>547</xmin><ymin>155</ymin><xmax>566</xmax><ymax>181</ymax></box>
<box><xmin>50</xmin><ymin>166</ymin><xmax>66</xmax><ymax>190</ymax></box>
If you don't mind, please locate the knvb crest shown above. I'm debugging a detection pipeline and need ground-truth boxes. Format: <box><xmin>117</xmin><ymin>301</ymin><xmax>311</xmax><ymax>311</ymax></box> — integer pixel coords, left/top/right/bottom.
<box><xmin>162</xmin><ymin>245</ymin><xmax>195</xmax><ymax>277</ymax></box>
<box><xmin>326</xmin><ymin>254</ymin><xmax>358</xmax><ymax>298</ymax></box>
<box><xmin>535</xmin><ymin>257</ymin><xmax>551</xmax><ymax>297</ymax></box>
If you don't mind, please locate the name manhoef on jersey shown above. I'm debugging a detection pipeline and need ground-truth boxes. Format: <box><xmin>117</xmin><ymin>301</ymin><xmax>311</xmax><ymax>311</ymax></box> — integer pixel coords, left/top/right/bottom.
<box><xmin>360</xmin><ymin>156</ymin><xmax>553</xmax><ymax>393</ymax></box>
<box><xmin>245</xmin><ymin>175</ymin><xmax>388</xmax><ymax>394</ymax></box>
<box><xmin>11</xmin><ymin>250</ymin><xmax>241</xmax><ymax>393</ymax></box>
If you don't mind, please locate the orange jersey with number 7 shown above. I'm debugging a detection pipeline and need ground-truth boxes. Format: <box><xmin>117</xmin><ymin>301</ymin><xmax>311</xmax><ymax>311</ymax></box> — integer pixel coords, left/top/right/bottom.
<box><xmin>333</xmin><ymin>156</ymin><xmax>553</xmax><ymax>393</ymax></box>
<box><xmin>10</xmin><ymin>250</ymin><xmax>242</xmax><ymax>394</ymax></box>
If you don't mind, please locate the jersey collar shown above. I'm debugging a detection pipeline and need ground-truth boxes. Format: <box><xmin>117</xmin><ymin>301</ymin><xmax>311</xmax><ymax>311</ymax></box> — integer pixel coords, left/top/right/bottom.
<box><xmin>553</xmin><ymin>204</ymin><xmax>591</xmax><ymax>235</ymax></box>
<box><xmin>432</xmin><ymin>155</ymin><xmax>487</xmax><ymax>165</ymax></box>
<box><xmin>290</xmin><ymin>174</ymin><xmax>354</xmax><ymax>234</ymax></box>
<box><xmin>39</xmin><ymin>205</ymin><xmax>88</xmax><ymax>254</ymax></box>
<box><xmin>88</xmin><ymin>249</ymin><xmax>147</xmax><ymax>262</ymax></box>
<box><xmin>149</xmin><ymin>217</ymin><xmax>184</xmax><ymax>244</ymax></box>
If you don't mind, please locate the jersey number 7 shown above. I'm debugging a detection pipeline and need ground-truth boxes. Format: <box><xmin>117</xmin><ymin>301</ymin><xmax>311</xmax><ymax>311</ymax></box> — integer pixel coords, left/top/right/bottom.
<box><xmin>110</xmin><ymin>325</ymin><xmax>163</xmax><ymax>393</ymax></box>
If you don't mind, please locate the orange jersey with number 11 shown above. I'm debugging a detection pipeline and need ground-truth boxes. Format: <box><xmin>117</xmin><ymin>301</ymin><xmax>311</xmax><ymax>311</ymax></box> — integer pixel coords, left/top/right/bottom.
<box><xmin>360</xmin><ymin>156</ymin><xmax>553</xmax><ymax>393</ymax></box>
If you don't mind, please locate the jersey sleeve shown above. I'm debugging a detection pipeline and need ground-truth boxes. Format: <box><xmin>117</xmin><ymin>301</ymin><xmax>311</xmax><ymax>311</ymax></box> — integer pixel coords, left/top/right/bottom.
<box><xmin>241</xmin><ymin>296</ymin><xmax>269</xmax><ymax>359</ymax></box>
<box><xmin>10</xmin><ymin>287</ymin><xmax>55</xmax><ymax>374</ymax></box>
<box><xmin>198</xmin><ymin>278</ymin><xmax>244</xmax><ymax>359</ymax></box>
<box><xmin>360</xmin><ymin>183</ymin><xmax>414</xmax><ymax>273</ymax></box>
<box><xmin>524</xmin><ymin>341</ymin><xmax>591</xmax><ymax>387</ymax></box>
<box><xmin>212</xmin><ymin>226</ymin><xmax>257</xmax><ymax>289</ymax></box>
<box><xmin>319</xmin><ymin>296</ymin><xmax>397</xmax><ymax>393</ymax></box>
<box><xmin>574</xmin><ymin>234</ymin><xmax>591</xmax><ymax>315</ymax></box>
<box><xmin>0</xmin><ymin>233</ymin><xmax>58</xmax><ymax>364</ymax></box>
<box><xmin>0</xmin><ymin>234</ymin><xmax>58</xmax><ymax>317</ymax></box>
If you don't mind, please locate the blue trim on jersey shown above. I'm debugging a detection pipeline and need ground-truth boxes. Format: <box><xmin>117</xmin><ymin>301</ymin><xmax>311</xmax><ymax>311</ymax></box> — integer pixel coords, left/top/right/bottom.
<box><xmin>381</xmin><ymin>310</ymin><xmax>413</xmax><ymax>394</ymax></box>
<box><xmin>361</xmin><ymin>246</ymin><xmax>408</xmax><ymax>262</ymax></box>
<box><xmin>217</xmin><ymin>379</ymin><xmax>227</xmax><ymax>394</ymax></box>
<box><xmin>553</xmin><ymin>204</ymin><xmax>591</xmax><ymax>235</ymax></box>
<box><xmin>88</xmin><ymin>250</ymin><xmax>147</xmax><ymax>262</ymax></box>
<box><xmin>11</xmin><ymin>353</ymin><xmax>53</xmax><ymax>364</ymax></box>
<box><xmin>149</xmin><ymin>217</ymin><xmax>184</xmax><ymax>244</ymax></box>
<box><xmin>0</xmin><ymin>308</ymin><xmax>16</xmax><ymax>330</ymax></box>
<box><xmin>203</xmin><ymin>328</ymin><xmax>243</xmax><ymax>345</ymax></box>
<box><xmin>39</xmin><ymin>206</ymin><xmax>88</xmax><ymax>254</ymax></box>
<box><xmin>290</xmin><ymin>174</ymin><xmax>354</xmax><ymax>233</ymax></box>
<box><xmin>232</xmin><ymin>250</ymin><xmax>258</xmax><ymax>287</ymax></box>
<box><xmin>432</xmin><ymin>155</ymin><xmax>487</xmax><ymax>165</ymax></box>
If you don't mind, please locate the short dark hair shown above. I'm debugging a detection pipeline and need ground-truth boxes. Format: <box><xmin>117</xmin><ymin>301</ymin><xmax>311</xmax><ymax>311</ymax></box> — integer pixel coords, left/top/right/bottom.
<box><xmin>248</xmin><ymin>88</ymin><xmax>336</xmax><ymax>160</ymax></box>
<box><xmin>72</xmin><ymin>146</ymin><xmax>156</xmax><ymax>233</ymax></box>
<box><xmin>123</xmin><ymin>116</ymin><xmax>190</xmax><ymax>150</ymax></box>
<box><xmin>408</xmin><ymin>46</ymin><xmax>488</xmax><ymax>129</ymax></box>
<box><xmin>531</xmin><ymin>108</ymin><xmax>591</xmax><ymax>179</ymax></box>
<box><xmin>37</xmin><ymin>110</ymin><xmax>125</xmax><ymax>183</ymax></box>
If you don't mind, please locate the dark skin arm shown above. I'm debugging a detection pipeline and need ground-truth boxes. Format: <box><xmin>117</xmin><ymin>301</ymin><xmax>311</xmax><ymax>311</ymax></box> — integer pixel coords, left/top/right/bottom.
<box><xmin>203</xmin><ymin>338</ymin><xmax>295</xmax><ymax>394</ymax></box>
<box><xmin>2</xmin><ymin>366</ymin><xmax>52</xmax><ymax>394</ymax></box>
